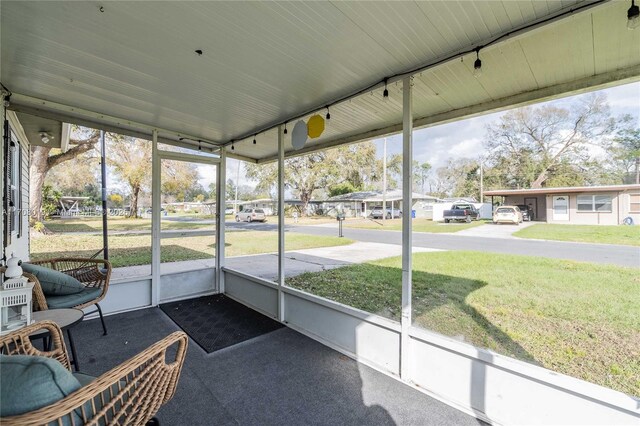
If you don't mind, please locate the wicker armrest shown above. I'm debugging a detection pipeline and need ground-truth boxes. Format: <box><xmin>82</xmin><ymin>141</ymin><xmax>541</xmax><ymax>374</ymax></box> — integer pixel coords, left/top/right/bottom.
<box><xmin>1</xmin><ymin>331</ymin><xmax>188</xmax><ymax>426</ymax></box>
<box><xmin>0</xmin><ymin>320</ymin><xmax>71</xmax><ymax>370</ymax></box>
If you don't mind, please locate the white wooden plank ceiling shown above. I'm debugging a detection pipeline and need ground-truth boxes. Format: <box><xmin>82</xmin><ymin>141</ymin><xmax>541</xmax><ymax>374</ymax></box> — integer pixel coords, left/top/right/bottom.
<box><xmin>1</xmin><ymin>1</ymin><xmax>639</xmax><ymax>161</ymax></box>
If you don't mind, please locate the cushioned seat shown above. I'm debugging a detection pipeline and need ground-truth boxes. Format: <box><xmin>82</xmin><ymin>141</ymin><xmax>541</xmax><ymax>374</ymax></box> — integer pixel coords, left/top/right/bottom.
<box><xmin>46</xmin><ymin>288</ymin><xmax>103</xmax><ymax>310</ymax></box>
<box><xmin>0</xmin><ymin>321</ymin><xmax>187</xmax><ymax>426</ymax></box>
<box><xmin>0</xmin><ymin>354</ymin><xmax>82</xmax><ymax>418</ymax></box>
<box><xmin>21</xmin><ymin>263</ymin><xmax>85</xmax><ymax>296</ymax></box>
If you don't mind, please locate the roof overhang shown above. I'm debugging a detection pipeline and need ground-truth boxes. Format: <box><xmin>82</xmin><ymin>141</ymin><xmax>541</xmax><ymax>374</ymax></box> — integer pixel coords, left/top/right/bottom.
<box><xmin>484</xmin><ymin>185</ymin><xmax>640</xmax><ymax>196</ymax></box>
<box><xmin>2</xmin><ymin>1</ymin><xmax>639</xmax><ymax>162</ymax></box>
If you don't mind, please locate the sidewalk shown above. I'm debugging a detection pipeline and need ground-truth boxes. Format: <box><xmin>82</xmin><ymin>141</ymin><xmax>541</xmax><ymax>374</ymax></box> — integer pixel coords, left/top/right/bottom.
<box><xmin>111</xmin><ymin>242</ymin><xmax>440</xmax><ymax>282</ymax></box>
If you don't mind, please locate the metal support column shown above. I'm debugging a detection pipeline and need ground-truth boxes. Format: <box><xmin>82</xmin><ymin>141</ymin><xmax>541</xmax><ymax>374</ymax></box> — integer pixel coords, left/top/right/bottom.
<box><xmin>151</xmin><ymin>130</ymin><xmax>160</xmax><ymax>306</ymax></box>
<box><xmin>216</xmin><ymin>149</ymin><xmax>226</xmax><ymax>293</ymax></box>
<box><xmin>277</xmin><ymin>125</ymin><xmax>285</xmax><ymax>322</ymax></box>
<box><xmin>100</xmin><ymin>130</ymin><xmax>109</xmax><ymax>260</ymax></box>
<box><xmin>400</xmin><ymin>76</ymin><xmax>413</xmax><ymax>380</ymax></box>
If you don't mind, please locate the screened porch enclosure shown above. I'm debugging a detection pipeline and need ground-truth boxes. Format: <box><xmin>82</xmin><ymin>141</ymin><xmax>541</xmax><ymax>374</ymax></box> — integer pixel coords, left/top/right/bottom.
<box><xmin>2</xmin><ymin>1</ymin><xmax>640</xmax><ymax>424</ymax></box>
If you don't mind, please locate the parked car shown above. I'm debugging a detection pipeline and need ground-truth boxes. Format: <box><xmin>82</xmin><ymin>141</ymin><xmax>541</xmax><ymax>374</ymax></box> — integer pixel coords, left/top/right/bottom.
<box><xmin>493</xmin><ymin>206</ymin><xmax>523</xmax><ymax>225</ymax></box>
<box><xmin>515</xmin><ymin>204</ymin><xmax>534</xmax><ymax>221</ymax></box>
<box><xmin>370</xmin><ymin>207</ymin><xmax>402</xmax><ymax>219</ymax></box>
<box><xmin>442</xmin><ymin>203</ymin><xmax>480</xmax><ymax>223</ymax></box>
<box><xmin>225</xmin><ymin>208</ymin><xmax>234</xmax><ymax>215</ymax></box>
<box><xmin>235</xmin><ymin>208</ymin><xmax>267</xmax><ymax>222</ymax></box>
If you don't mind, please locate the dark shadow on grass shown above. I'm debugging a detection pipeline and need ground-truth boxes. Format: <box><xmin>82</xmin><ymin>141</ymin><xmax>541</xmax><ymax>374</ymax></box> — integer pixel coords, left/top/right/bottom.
<box><xmin>287</xmin><ymin>264</ymin><xmax>536</xmax><ymax>365</ymax></box>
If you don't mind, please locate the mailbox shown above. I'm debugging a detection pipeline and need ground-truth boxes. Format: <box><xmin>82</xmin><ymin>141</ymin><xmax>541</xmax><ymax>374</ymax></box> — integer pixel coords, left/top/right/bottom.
<box><xmin>336</xmin><ymin>213</ymin><xmax>346</xmax><ymax>221</ymax></box>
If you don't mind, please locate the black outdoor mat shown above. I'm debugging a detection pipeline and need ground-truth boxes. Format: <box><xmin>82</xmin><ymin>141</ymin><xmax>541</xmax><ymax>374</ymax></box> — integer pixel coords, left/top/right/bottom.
<box><xmin>160</xmin><ymin>294</ymin><xmax>284</xmax><ymax>353</ymax></box>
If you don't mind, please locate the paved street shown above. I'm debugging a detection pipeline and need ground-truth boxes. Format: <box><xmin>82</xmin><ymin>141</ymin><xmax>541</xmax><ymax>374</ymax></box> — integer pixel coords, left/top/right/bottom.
<box><xmin>283</xmin><ymin>223</ymin><xmax>640</xmax><ymax>268</ymax></box>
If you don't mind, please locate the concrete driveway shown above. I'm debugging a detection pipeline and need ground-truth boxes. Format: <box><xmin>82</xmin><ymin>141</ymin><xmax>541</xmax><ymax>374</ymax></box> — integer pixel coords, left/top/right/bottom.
<box><xmin>226</xmin><ymin>242</ymin><xmax>440</xmax><ymax>281</ymax></box>
<box><xmin>455</xmin><ymin>221</ymin><xmax>536</xmax><ymax>239</ymax></box>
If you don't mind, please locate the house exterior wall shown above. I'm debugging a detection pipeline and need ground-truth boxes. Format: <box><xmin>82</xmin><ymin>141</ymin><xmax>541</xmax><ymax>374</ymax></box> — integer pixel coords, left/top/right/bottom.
<box><xmin>544</xmin><ymin>191</ymin><xmax>620</xmax><ymax>225</ymax></box>
<box><xmin>621</xmin><ymin>190</ymin><xmax>640</xmax><ymax>224</ymax></box>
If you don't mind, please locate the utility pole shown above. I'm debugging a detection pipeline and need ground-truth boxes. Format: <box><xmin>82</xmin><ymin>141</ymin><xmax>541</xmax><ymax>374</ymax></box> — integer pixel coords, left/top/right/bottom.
<box><xmin>382</xmin><ymin>138</ymin><xmax>387</xmax><ymax>222</ymax></box>
<box><xmin>635</xmin><ymin>157</ymin><xmax>639</xmax><ymax>184</ymax></box>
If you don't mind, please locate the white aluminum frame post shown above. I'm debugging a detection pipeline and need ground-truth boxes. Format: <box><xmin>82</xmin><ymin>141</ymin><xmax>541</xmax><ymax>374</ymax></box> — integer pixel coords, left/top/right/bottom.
<box><xmin>400</xmin><ymin>76</ymin><xmax>413</xmax><ymax>380</ymax></box>
<box><xmin>151</xmin><ymin>130</ymin><xmax>161</xmax><ymax>306</ymax></box>
<box><xmin>216</xmin><ymin>149</ymin><xmax>226</xmax><ymax>293</ymax></box>
<box><xmin>150</xmin><ymin>144</ymin><xmax>220</xmax><ymax>305</ymax></box>
<box><xmin>277</xmin><ymin>125</ymin><xmax>285</xmax><ymax>322</ymax></box>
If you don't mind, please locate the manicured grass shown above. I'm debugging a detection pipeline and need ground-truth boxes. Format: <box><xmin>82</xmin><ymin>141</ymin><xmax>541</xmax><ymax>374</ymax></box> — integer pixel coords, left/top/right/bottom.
<box><xmin>287</xmin><ymin>251</ymin><xmax>640</xmax><ymax>396</ymax></box>
<box><xmin>514</xmin><ymin>224</ymin><xmax>640</xmax><ymax>246</ymax></box>
<box><xmin>30</xmin><ymin>231</ymin><xmax>353</xmax><ymax>268</ymax></box>
<box><xmin>344</xmin><ymin>218</ymin><xmax>487</xmax><ymax>233</ymax></box>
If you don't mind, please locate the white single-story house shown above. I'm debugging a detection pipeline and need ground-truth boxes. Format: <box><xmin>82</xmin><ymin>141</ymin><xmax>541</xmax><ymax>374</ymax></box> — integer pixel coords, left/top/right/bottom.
<box><xmin>324</xmin><ymin>190</ymin><xmax>441</xmax><ymax>218</ymax></box>
<box><xmin>484</xmin><ymin>184</ymin><xmax>640</xmax><ymax>225</ymax></box>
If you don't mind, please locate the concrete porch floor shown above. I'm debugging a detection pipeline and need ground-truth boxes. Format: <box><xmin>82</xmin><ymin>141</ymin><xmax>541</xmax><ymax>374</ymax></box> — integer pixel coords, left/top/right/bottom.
<box><xmin>73</xmin><ymin>307</ymin><xmax>485</xmax><ymax>425</ymax></box>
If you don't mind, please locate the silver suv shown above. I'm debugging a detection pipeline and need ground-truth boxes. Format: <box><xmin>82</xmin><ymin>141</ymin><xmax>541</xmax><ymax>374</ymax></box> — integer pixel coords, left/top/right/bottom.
<box><xmin>235</xmin><ymin>208</ymin><xmax>267</xmax><ymax>223</ymax></box>
<box><xmin>370</xmin><ymin>207</ymin><xmax>402</xmax><ymax>219</ymax></box>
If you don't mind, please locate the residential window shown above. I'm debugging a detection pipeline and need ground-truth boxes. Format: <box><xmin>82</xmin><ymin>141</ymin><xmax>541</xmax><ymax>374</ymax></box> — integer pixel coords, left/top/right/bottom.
<box><xmin>630</xmin><ymin>194</ymin><xmax>640</xmax><ymax>213</ymax></box>
<box><xmin>577</xmin><ymin>194</ymin><xmax>612</xmax><ymax>212</ymax></box>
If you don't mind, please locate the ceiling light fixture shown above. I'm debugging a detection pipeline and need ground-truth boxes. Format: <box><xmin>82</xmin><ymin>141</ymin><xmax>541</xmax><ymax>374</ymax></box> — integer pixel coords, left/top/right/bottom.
<box><xmin>195</xmin><ymin>49</ymin><xmax>203</xmax><ymax>56</ymax></box>
<box><xmin>39</xmin><ymin>132</ymin><xmax>53</xmax><ymax>144</ymax></box>
<box><xmin>382</xmin><ymin>79</ymin><xmax>389</xmax><ymax>102</ymax></box>
<box><xmin>629</xmin><ymin>0</ymin><xmax>640</xmax><ymax>29</ymax></box>
<box><xmin>198</xmin><ymin>141</ymin><xmax>202</xmax><ymax>151</ymax></box>
<box><xmin>284</xmin><ymin>123</ymin><xmax>288</xmax><ymax>135</ymax></box>
<box><xmin>325</xmin><ymin>106</ymin><xmax>331</xmax><ymax>121</ymax></box>
<box><xmin>473</xmin><ymin>48</ymin><xmax>482</xmax><ymax>78</ymax></box>
<box><xmin>253</xmin><ymin>135</ymin><xmax>257</xmax><ymax>145</ymax></box>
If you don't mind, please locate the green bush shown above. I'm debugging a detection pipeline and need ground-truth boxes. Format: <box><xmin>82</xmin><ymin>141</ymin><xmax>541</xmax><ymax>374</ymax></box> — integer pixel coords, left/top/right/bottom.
<box><xmin>42</xmin><ymin>185</ymin><xmax>62</xmax><ymax>219</ymax></box>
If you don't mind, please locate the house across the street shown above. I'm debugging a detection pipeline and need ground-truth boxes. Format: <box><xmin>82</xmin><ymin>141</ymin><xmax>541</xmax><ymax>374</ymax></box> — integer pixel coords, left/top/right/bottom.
<box><xmin>484</xmin><ymin>184</ymin><xmax>640</xmax><ymax>225</ymax></box>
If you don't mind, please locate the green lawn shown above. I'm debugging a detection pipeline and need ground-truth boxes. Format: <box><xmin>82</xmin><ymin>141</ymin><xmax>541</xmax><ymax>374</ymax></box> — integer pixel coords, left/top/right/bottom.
<box><xmin>30</xmin><ymin>231</ymin><xmax>352</xmax><ymax>268</ymax></box>
<box><xmin>514</xmin><ymin>224</ymin><xmax>640</xmax><ymax>246</ymax></box>
<box><xmin>44</xmin><ymin>217</ymin><xmax>213</xmax><ymax>232</ymax></box>
<box><xmin>287</xmin><ymin>251</ymin><xmax>640</xmax><ymax>396</ymax></box>
<box><xmin>344</xmin><ymin>218</ymin><xmax>486</xmax><ymax>233</ymax></box>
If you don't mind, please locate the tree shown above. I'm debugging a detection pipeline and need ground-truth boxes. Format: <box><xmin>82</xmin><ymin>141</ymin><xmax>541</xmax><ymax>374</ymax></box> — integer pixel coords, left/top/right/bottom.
<box><xmin>108</xmin><ymin>193</ymin><xmax>124</xmax><ymax>208</ymax></box>
<box><xmin>484</xmin><ymin>93</ymin><xmax>616</xmax><ymax>188</ymax></box>
<box><xmin>328</xmin><ymin>182</ymin><xmax>358</xmax><ymax>197</ymax></box>
<box><xmin>106</xmin><ymin>134</ymin><xmax>152</xmax><ymax>217</ymax></box>
<box><xmin>30</xmin><ymin>126</ymin><xmax>99</xmax><ymax>222</ymax></box>
<box><xmin>246</xmin><ymin>141</ymin><xmax>394</xmax><ymax>215</ymax></box>
<box><xmin>610</xmin><ymin>115</ymin><xmax>640</xmax><ymax>184</ymax></box>
<box><xmin>433</xmin><ymin>158</ymin><xmax>480</xmax><ymax>198</ymax></box>
<box><xmin>413</xmin><ymin>161</ymin><xmax>432</xmax><ymax>194</ymax></box>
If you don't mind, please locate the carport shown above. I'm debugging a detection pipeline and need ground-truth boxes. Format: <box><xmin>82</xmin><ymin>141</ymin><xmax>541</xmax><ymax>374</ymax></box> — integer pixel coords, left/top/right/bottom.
<box><xmin>2</xmin><ymin>1</ymin><xmax>639</xmax><ymax>424</ymax></box>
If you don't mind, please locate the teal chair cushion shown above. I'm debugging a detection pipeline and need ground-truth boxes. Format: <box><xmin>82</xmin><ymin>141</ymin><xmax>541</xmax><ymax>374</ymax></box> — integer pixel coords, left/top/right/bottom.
<box><xmin>22</xmin><ymin>263</ymin><xmax>85</xmax><ymax>296</ymax></box>
<box><xmin>0</xmin><ymin>354</ymin><xmax>82</xmax><ymax>417</ymax></box>
<box><xmin>46</xmin><ymin>288</ymin><xmax>102</xmax><ymax>309</ymax></box>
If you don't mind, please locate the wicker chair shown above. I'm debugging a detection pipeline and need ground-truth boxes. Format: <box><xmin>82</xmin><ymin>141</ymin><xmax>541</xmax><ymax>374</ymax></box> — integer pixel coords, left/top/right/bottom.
<box><xmin>17</xmin><ymin>257</ymin><xmax>111</xmax><ymax>335</ymax></box>
<box><xmin>0</xmin><ymin>320</ymin><xmax>188</xmax><ymax>426</ymax></box>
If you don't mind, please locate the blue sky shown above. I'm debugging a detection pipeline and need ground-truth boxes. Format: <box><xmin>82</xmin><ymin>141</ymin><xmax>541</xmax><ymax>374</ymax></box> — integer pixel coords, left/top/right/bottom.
<box><xmin>375</xmin><ymin>81</ymin><xmax>640</xmax><ymax>170</ymax></box>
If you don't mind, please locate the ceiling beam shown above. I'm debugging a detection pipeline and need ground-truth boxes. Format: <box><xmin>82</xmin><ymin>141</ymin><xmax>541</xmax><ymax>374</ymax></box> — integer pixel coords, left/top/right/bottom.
<box><xmin>7</xmin><ymin>102</ymin><xmax>220</xmax><ymax>155</ymax></box>
<box><xmin>257</xmin><ymin>64</ymin><xmax>640</xmax><ymax>164</ymax></box>
<box><xmin>8</xmin><ymin>94</ymin><xmax>222</xmax><ymax>149</ymax></box>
